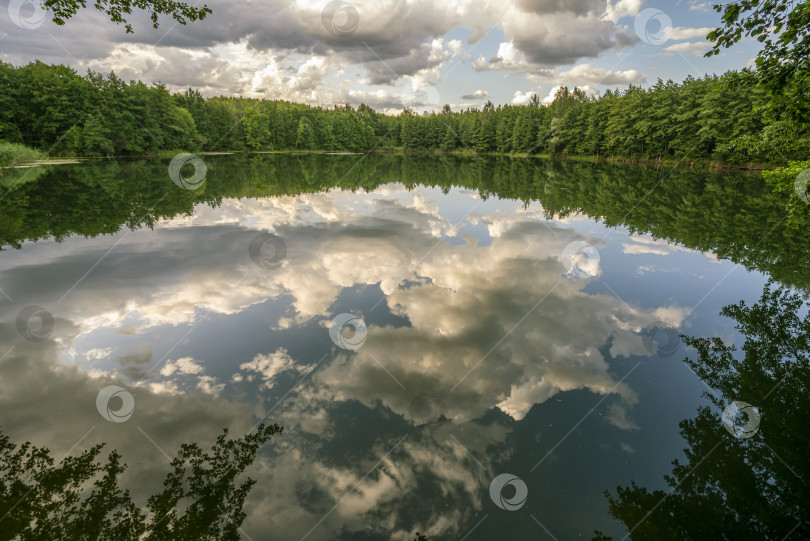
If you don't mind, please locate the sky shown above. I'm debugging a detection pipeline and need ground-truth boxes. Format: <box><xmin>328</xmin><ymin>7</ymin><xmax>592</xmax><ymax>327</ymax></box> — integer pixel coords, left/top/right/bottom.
<box><xmin>1</xmin><ymin>0</ymin><xmax>762</xmax><ymax>113</ymax></box>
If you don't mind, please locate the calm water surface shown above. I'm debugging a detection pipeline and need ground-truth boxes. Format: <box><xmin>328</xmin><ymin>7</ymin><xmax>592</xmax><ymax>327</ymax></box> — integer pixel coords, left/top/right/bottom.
<box><xmin>1</xmin><ymin>155</ymin><xmax>807</xmax><ymax>540</ymax></box>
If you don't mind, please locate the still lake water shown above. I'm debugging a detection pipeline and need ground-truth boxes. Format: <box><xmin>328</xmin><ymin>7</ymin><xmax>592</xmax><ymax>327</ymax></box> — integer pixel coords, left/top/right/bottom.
<box><xmin>1</xmin><ymin>154</ymin><xmax>807</xmax><ymax>540</ymax></box>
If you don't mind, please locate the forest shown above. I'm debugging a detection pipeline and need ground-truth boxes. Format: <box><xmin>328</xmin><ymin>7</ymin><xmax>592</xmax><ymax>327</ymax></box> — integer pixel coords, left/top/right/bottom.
<box><xmin>0</xmin><ymin>61</ymin><xmax>807</xmax><ymax>167</ymax></box>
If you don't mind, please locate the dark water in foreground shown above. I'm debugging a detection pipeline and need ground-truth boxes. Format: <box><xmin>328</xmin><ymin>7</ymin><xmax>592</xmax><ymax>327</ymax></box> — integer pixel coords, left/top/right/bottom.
<box><xmin>0</xmin><ymin>154</ymin><xmax>807</xmax><ymax>540</ymax></box>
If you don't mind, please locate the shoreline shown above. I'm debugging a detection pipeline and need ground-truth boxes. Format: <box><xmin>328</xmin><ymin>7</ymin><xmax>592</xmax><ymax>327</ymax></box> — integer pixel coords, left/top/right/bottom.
<box><xmin>5</xmin><ymin>147</ymin><xmax>773</xmax><ymax>174</ymax></box>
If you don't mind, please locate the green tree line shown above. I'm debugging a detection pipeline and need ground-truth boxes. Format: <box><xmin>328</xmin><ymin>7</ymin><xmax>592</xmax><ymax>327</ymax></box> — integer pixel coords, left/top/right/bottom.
<box><xmin>1</xmin><ymin>61</ymin><xmax>806</xmax><ymax>165</ymax></box>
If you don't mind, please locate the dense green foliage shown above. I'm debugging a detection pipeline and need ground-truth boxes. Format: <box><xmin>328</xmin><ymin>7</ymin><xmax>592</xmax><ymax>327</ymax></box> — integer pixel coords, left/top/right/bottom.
<box><xmin>0</xmin><ymin>141</ymin><xmax>43</xmax><ymax>167</ymax></box>
<box><xmin>1</xmin><ymin>61</ymin><xmax>806</xmax><ymax>165</ymax></box>
<box><xmin>0</xmin><ymin>423</ymin><xmax>281</xmax><ymax>540</ymax></box>
<box><xmin>707</xmin><ymin>0</ymin><xmax>810</xmax><ymax>97</ymax></box>
<box><xmin>762</xmin><ymin>159</ymin><xmax>810</xmax><ymax>221</ymax></box>
<box><xmin>596</xmin><ymin>284</ymin><xmax>810</xmax><ymax>540</ymax></box>
<box><xmin>1</xmin><ymin>154</ymin><xmax>808</xmax><ymax>293</ymax></box>
<box><xmin>703</xmin><ymin>1</ymin><xmax>810</xmax><ymax>215</ymax></box>
<box><xmin>42</xmin><ymin>0</ymin><xmax>212</xmax><ymax>33</ymax></box>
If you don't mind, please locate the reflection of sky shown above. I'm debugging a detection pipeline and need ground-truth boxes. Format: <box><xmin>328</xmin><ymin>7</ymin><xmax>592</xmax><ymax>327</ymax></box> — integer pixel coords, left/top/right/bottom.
<box><xmin>0</xmin><ymin>182</ymin><xmax>769</xmax><ymax>540</ymax></box>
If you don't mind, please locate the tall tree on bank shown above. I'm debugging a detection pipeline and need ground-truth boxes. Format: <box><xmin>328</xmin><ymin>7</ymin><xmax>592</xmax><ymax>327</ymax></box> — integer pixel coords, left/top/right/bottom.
<box><xmin>706</xmin><ymin>1</ymin><xmax>809</xmax><ymax>220</ymax></box>
<box><xmin>296</xmin><ymin>117</ymin><xmax>316</xmax><ymax>150</ymax></box>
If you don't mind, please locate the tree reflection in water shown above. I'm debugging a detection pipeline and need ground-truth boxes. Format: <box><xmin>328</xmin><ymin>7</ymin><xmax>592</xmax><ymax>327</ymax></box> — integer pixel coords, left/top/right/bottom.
<box><xmin>597</xmin><ymin>284</ymin><xmax>809</xmax><ymax>540</ymax></box>
<box><xmin>0</xmin><ymin>423</ymin><xmax>282</xmax><ymax>540</ymax></box>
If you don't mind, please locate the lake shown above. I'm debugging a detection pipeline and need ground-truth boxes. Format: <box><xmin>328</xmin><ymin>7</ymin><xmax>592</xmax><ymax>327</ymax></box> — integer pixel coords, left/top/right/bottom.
<box><xmin>1</xmin><ymin>154</ymin><xmax>807</xmax><ymax>540</ymax></box>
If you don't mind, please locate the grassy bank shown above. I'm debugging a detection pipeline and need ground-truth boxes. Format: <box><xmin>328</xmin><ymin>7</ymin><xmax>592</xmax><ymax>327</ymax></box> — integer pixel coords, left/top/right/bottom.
<box><xmin>0</xmin><ymin>141</ymin><xmax>44</xmax><ymax>167</ymax></box>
